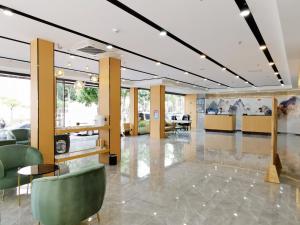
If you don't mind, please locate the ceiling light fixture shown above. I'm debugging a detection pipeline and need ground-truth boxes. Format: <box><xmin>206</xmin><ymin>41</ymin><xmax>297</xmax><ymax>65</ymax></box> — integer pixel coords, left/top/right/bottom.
<box><xmin>240</xmin><ymin>4</ymin><xmax>250</xmax><ymax>17</ymax></box>
<box><xmin>184</xmin><ymin>72</ymin><xmax>189</xmax><ymax>75</ymax></box>
<box><xmin>269</xmin><ymin>62</ymin><xmax>274</xmax><ymax>66</ymax></box>
<box><xmin>74</xmin><ymin>80</ymin><xmax>85</xmax><ymax>91</ymax></box>
<box><xmin>200</xmin><ymin>54</ymin><xmax>206</xmax><ymax>59</ymax></box>
<box><xmin>156</xmin><ymin>62</ymin><xmax>161</xmax><ymax>66</ymax></box>
<box><xmin>55</xmin><ymin>69</ymin><xmax>64</xmax><ymax>78</ymax></box>
<box><xmin>67</xmin><ymin>63</ymin><xmax>71</xmax><ymax>67</ymax></box>
<box><xmin>159</xmin><ymin>30</ymin><xmax>167</xmax><ymax>37</ymax></box>
<box><xmin>203</xmin><ymin>78</ymin><xmax>207</xmax><ymax>81</ymax></box>
<box><xmin>86</xmin><ymin>66</ymin><xmax>89</xmax><ymax>70</ymax></box>
<box><xmin>222</xmin><ymin>67</ymin><xmax>227</xmax><ymax>71</ymax></box>
<box><xmin>112</xmin><ymin>28</ymin><xmax>120</xmax><ymax>33</ymax></box>
<box><xmin>245</xmin><ymin>81</ymin><xmax>249</xmax><ymax>84</ymax></box>
<box><xmin>259</xmin><ymin>45</ymin><xmax>267</xmax><ymax>50</ymax></box>
<box><xmin>2</xmin><ymin>9</ymin><xmax>13</xmax><ymax>16</ymax></box>
<box><xmin>106</xmin><ymin>45</ymin><xmax>113</xmax><ymax>49</ymax></box>
<box><xmin>281</xmin><ymin>83</ymin><xmax>284</xmax><ymax>86</ymax></box>
<box><xmin>121</xmin><ymin>68</ymin><xmax>126</xmax><ymax>71</ymax></box>
<box><xmin>217</xmin><ymin>83</ymin><xmax>221</xmax><ymax>86</ymax></box>
<box><xmin>235</xmin><ymin>76</ymin><xmax>240</xmax><ymax>79</ymax></box>
<box><xmin>90</xmin><ymin>75</ymin><xmax>98</xmax><ymax>82</ymax></box>
<box><xmin>274</xmin><ymin>72</ymin><xmax>279</xmax><ymax>75</ymax></box>
<box><xmin>69</xmin><ymin>55</ymin><xmax>74</xmax><ymax>59</ymax></box>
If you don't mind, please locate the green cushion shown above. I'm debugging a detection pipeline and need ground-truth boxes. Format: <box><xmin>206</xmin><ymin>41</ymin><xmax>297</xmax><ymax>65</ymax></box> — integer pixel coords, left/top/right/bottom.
<box><xmin>31</xmin><ymin>164</ymin><xmax>106</xmax><ymax>225</ymax></box>
<box><xmin>0</xmin><ymin>168</ymin><xmax>31</xmax><ymax>189</ymax></box>
<box><xmin>10</xmin><ymin>129</ymin><xmax>30</xmax><ymax>142</ymax></box>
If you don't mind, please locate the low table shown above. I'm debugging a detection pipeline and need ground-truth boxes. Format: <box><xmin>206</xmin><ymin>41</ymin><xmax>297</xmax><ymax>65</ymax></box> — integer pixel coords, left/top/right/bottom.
<box><xmin>17</xmin><ymin>164</ymin><xmax>59</xmax><ymax>206</ymax></box>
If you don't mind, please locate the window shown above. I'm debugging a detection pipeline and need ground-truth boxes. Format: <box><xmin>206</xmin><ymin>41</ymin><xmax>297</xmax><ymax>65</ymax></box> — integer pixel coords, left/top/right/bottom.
<box><xmin>0</xmin><ymin>77</ymin><xmax>30</xmax><ymax>131</ymax></box>
<box><xmin>56</xmin><ymin>81</ymin><xmax>98</xmax><ymax>127</ymax></box>
<box><xmin>165</xmin><ymin>93</ymin><xmax>185</xmax><ymax>120</ymax></box>
<box><xmin>121</xmin><ymin>88</ymin><xmax>130</xmax><ymax>123</ymax></box>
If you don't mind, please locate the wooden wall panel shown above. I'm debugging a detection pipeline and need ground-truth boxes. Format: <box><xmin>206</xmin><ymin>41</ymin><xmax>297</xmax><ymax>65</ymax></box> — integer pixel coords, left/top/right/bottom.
<box><xmin>30</xmin><ymin>39</ymin><xmax>55</xmax><ymax>164</ymax></box>
<box><xmin>129</xmin><ymin>88</ymin><xmax>138</xmax><ymax>136</ymax></box>
<box><xmin>99</xmin><ymin>57</ymin><xmax>121</xmax><ymax>162</ymax></box>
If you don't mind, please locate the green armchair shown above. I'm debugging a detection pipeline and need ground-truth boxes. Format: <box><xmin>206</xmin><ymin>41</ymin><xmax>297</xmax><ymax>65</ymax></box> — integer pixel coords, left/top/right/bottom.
<box><xmin>0</xmin><ymin>144</ymin><xmax>43</xmax><ymax>190</ymax></box>
<box><xmin>0</xmin><ymin>139</ymin><xmax>16</xmax><ymax>146</ymax></box>
<box><xmin>31</xmin><ymin>164</ymin><xmax>106</xmax><ymax>225</ymax></box>
<box><xmin>9</xmin><ymin>128</ymin><xmax>30</xmax><ymax>145</ymax></box>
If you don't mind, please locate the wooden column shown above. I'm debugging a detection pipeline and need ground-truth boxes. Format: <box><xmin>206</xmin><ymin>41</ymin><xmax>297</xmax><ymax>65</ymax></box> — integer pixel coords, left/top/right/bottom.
<box><xmin>99</xmin><ymin>57</ymin><xmax>121</xmax><ymax>162</ymax></box>
<box><xmin>265</xmin><ymin>97</ymin><xmax>282</xmax><ymax>183</ymax></box>
<box><xmin>185</xmin><ymin>94</ymin><xmax>197</xmax><ymax>129</ymax></box>
<box><xmin>30</xmin><ymin>39</ymin><xmax>55</xmax><ymax>164</ymax></box>
<box><xmin>129</xmin><ymin>88</ymin><xmax>138</xmax><ymax>136</ymax></box>
<box><xmin>150</xmin><ymin>85</ymin><xmax>165</xmax><ymax>138</ymax></box>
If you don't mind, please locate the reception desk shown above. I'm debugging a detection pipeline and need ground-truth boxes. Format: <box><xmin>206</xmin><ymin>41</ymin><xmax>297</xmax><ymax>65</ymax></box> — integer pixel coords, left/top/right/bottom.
<box><xmin>204</xmin><ymin>115</ymin><xmax>236</xmax><ymax>132</ymax></box>
<box><xmin>242</xmin><ymin>115</ymin><xmax>272</xmax><ymax>134</ymax></box>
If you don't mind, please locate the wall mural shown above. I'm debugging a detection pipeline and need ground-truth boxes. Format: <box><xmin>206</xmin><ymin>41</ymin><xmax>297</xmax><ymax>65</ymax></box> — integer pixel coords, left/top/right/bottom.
<box><xmin>206</xmin><ymin>96</ymin><xmax>300</xmax><ymax>134</ymax></box>
<box><xmin>206</xmin><ymin>98</ymin><xmax>272</xmax><ymax>130</ymax></box>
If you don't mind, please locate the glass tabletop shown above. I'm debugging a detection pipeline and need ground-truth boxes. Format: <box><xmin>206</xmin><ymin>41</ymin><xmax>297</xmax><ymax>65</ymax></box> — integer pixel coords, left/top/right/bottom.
<box><xmin>17</xmin><ymin>164</ymin><xmax>59</xmax><ymax>176</ymax></box>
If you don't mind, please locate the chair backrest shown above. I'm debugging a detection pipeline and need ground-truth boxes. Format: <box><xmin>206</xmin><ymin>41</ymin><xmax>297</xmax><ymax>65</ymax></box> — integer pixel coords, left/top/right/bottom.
<box><xmin>171</xmin><ymin>115</ymin><xmax>177</xmax><ymax>120</ymax></box>
<box><xmin>31</xmin><ymin>164</ymin><xmax>106</xmax><ymax>225</ymax></box>
<box><xmin>10</xmin><ymin>129</ymin><xmax>30</xmax><ymax>142</ymax></box>
<box><xmin>0</xmin><ymin>144</ymin><xmax>28</xmax><ymax>169</ymax></box>
<box><xmin>182</xmin><ymin>114</ymin><xmax>190</xmax><ymax>121</ymax></box>
<box><xmin>0</xmin><ymin>139</ymin><xmax>16</xmax><ymax>146</ymax></box>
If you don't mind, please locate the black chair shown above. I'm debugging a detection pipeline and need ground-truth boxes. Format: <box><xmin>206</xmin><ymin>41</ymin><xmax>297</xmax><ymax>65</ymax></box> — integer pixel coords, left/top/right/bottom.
<box><xmin>171</xmin><ymin>115</ymin><xmax>177</xmax><ymax>120</ymax></box>
<box><xmin>179</xmin><ymin>114</ymin><xmax>191</xmax><ymax>131</ymax></box>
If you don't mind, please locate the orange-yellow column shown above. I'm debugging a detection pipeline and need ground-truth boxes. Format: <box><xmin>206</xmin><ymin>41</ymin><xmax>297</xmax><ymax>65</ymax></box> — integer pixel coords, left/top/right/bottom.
<box><xmin>150</xmin><ymin>85</ymin><xmax>165</xmax><ymax>138</ymax></box>
<box><xmin>30</xmin><ymin>39</ymin><xmax>55</xmax><ymax>164</ymax></box>
<box><xmin>185</xmin><ymin>94</ymin><xmax>197</xmax><ymax>129</ymax></box>
<box><xmin>129</xmin><ymin>88</ymin><xmax>138</xmax><ymax>136</ymax></box>
<box><xmin>99</xmin><ymin>57</ymin><xmax>121</xmax><ymax>162</ymax></box>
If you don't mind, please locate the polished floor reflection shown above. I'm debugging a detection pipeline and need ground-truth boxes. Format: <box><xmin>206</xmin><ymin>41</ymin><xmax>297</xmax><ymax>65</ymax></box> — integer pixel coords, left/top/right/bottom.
<box><xmin>1</xmin><ymin>130</ymin><xmax>300</xmax><ymax>225</ymax></box>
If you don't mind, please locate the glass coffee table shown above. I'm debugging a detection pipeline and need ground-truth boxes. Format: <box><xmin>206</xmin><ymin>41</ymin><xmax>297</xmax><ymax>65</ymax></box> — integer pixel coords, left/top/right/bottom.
<box><xmin>17</xmin><ymin>164</ymin><xmax>59</xmax><ymax>206</ymax></box>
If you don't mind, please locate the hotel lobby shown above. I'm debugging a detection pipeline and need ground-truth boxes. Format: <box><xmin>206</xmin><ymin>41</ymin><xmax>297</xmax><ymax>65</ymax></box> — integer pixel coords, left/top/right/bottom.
<box><xmin>0</xmin><ymin>1</ymin><xmax>300</xmax><ymax>225</ymax></box>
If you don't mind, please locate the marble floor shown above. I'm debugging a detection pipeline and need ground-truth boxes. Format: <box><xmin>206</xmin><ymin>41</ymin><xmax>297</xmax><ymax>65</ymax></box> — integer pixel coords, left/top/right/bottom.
<box><xmin>1</xmin><ymin>130</ymin><xmax>300</xmax><ymax>225</ymax></box>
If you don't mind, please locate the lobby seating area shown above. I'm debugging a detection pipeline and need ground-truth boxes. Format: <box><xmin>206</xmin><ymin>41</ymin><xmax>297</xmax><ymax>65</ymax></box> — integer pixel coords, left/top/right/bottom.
<box><xmin>0</xmin><ymin>1</ymin><xmax>300</xmax><ymax>225</ymax></box>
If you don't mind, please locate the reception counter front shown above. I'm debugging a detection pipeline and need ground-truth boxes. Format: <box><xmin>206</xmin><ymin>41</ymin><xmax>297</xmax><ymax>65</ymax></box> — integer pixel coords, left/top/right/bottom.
<box><xmin>204</xmin><ymin>115</ymin><xmax>236</xmax><ymax>132</ymax></box>
<box><xmin>242</xmin><ymin>115</ymin><xmax>272</xmax><ymax>134</ymax></box>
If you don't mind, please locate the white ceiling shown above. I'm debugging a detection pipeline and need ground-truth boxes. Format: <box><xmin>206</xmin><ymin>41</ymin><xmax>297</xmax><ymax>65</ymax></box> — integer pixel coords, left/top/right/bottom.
<box><xmin>0</xmin><ymin>0</ymin><xmax>298</xmax><ymax>93</ymax></box>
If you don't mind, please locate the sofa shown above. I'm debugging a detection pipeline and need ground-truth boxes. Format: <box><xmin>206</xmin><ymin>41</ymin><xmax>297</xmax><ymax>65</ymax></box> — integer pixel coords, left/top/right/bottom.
<box><xmin>9</xmin><ymin>129</ymin><xmax>30</xmax><ymax>145</ymax></box>
<box><xmin>0</xmin><ymin>144</ymin><xmax>43</xmax><ymax>190</ymax></box>
<box><xmin>31</xmin><ymin>164</ymin><xmax>106</xmax><ymax>225</ymax></box>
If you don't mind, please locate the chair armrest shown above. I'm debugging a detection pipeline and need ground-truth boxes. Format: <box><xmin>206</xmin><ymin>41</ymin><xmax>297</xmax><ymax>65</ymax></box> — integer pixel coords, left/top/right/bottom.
<box><xmin>0</xmin><ymin>160</ymin><xmax>4</xmax><ymax>178</ymax></box>
<box><xmin>25</xmin><ymin>147</ymin><xmax>43</xmax><ymax>166</ymax></box>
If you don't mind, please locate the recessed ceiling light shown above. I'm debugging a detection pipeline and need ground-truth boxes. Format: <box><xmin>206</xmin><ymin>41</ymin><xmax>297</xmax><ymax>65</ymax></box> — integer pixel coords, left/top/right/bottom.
<box><xmin>86</xmin><ymin>66</ymin><xmax>89</xmax><ymax>70</ymax></box>
<box><xmin>184</xmin><ymin>72</ymin><xmax>189</xmax><ymax>75</ymax></box>
<box><xmin>69</xmin><ymin>55</ymin><xmax>74</xmax><ymax>59</ymax></box>
<box><xmin>281</xmin><ymin>83</ymin><xmax>284</xmax><ymax>86</ymax></box>
<box><xmin>106</xmin><ymin>45</ymin><xmax>113</xmax><ymax>49</ymax></box>
<box><xmin>240</xmin><ymin>9</ymin><xmax>250</xmax><ymax>17</ymax></box>
<box><xmin>156</xmin><ymin>62</ymin><xmax>161</xmax><ymax>66</ymax></box>
<box><xmin>222</xmin><ymin>67</ymin><xmax>226</xmax><ymax>71</ymax></box>
<box><xmin>235</xmin><ymin>76</ymin><xmax>240</xmax><ymax>79</ymax></box>
<box><xmin>55</xmin><ymin>69</ymin><xmax>64</xmax><ymax>77</ymax></box>
<box><xmin>217</xmin><ymin>83</ymin><xmax>221</xmax><ymax>86</ymax></box>
<box><xmin>121</xmin><ymin>68</ymin><xmax>126</xmax><ymax>71</ymax></box>
<box><xmin>176</xmin><ymin>81</ymin><xmax>180</xmax><ymax>84</ymax></box>
<box><xmin>269</xmin><ymin>62</ymin><xmax>274</xmax><ymax>66</ymax></box>
<box><xmin>259</xmin><ymin>45</ymin><xmax>267</xmax><ymax>50</ymax></box>
<box><xmin>245</xmin><ymin>81</ymin><xmax>249</xmax><ymax>84</ymax></box>
<box><xmin>200</xmin><ymin>54</ymin><xmax>206</xmax><ymax>59</ymax></box>
<box><xmin>159</xmin><ymin>30</ymin><xmax>167</xmax><ymax>37</ymax></box>
<box><xmin>193</xmin><ymin>85</ymin><xmax>196</xmax><ymax>88</ymax></box>
<box><xmin>203</xmin><ymin>78</ymin><xmax>207</xmax><ymax>81</ymax></box>
<box><xmin>274</xmin><ymin>72</ymin><xmax>279</xmax><ymax>75</ymax></box>
<box><xmin>2</xmin><ymin>9</ymin><xmax>13</xmax><ymax>16</ymax></box>
<box><xmin>67</xmin><ymin>63</ymin><xmax>71</xmax><ymax>67</ymax></box>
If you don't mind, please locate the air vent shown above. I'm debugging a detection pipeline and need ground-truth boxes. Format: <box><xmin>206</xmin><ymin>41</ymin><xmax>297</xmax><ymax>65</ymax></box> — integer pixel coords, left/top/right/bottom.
<box><xmin>77</xmin><ymin>46</ymin><xmax>106</xmax><ymax>55</ymax></box>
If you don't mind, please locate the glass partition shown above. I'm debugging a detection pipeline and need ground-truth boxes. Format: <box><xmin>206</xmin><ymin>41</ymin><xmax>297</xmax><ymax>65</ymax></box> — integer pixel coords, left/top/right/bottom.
<box><xmin>165</xmin><ymin>93</ymin><xmax>185</xmax><ymax>121</ymax></box>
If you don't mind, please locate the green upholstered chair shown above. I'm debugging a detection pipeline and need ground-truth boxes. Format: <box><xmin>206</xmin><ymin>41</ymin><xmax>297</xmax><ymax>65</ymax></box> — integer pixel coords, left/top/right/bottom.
<box><xmin>9</xmin><ymin>129</ymin><xmax>30</xmax><ymax>145</ymax></box>
<box><xmin>31</xmin><ymin>164</ymin><xmax>106</xmax><ymax>225</ymax></box>
<box><xmin>0</xmin><ymin>139</ymin><xmax>16</xmax><ymax>146</ymax></box>
<box><xmin>0</xmin><ymin>144</ymin><xmax>43</xmax><ymax>190</ymax></box>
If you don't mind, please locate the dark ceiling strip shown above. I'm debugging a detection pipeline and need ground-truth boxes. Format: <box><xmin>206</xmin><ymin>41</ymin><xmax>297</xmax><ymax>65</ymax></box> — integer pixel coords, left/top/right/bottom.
<box><xmin>234</xmin><ymin>0</ymin><xmax>283</xmax><ymax>85</ymax></box>
<box><xmin>0</xmin><ymin>5</ymin><xmax>230</xmax><ymax>88</ymax></box>
<box><xmin>0</xmin><ymin>55</ymin><xmax>209</xmax><ymax>90</ymax></box>
<box><xmin>106</xmin><ymin>0</ymin><xmax>254</xmax><ymax>86</ymax></box>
